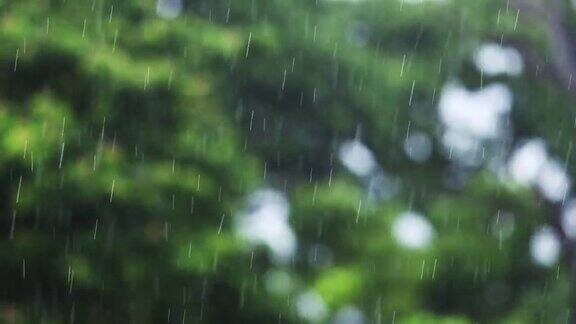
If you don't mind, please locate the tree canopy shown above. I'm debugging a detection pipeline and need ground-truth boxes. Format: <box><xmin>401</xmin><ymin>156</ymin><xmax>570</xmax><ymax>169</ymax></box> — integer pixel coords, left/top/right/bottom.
<box><xmin>0</xmin><ymin>0</ymin><xmax>575</xmax><ymax>323</ymax></box>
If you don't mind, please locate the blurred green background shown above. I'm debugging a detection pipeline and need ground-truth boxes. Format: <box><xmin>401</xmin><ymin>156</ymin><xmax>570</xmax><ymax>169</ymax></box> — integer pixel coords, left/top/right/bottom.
<box><xmin>1</xmin><ymin>0</ymin><xmax>576</xmax><ymax>322</ymax></box>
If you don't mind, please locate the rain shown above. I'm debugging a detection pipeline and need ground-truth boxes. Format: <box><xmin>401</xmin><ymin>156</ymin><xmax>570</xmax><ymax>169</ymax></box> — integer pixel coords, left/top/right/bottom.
<box><xmin>1</xmin><ymin>0</ymin><xmax>576</xmax><ymax>323</ymax></box>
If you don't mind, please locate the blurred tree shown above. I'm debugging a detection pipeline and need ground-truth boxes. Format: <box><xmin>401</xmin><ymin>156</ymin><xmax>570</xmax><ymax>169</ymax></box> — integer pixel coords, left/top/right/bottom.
<box><xmin>0</xmin><ymin>0</ymin><xmax>575</xmax><ymax>323</ymax></box>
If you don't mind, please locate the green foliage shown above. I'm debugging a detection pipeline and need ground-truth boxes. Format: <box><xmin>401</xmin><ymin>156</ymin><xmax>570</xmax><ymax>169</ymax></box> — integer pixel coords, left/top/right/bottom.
<box><xmin>0</xmin><ymin>0</ymin><xmax>572</xmax><ymax>323</ymax></box>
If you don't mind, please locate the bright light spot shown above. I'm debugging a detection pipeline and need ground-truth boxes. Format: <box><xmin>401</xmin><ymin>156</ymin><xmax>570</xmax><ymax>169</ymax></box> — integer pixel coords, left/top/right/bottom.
<box><xmin>439</xmin><ymin>83</ymin><xmax>512</xmax><ymax>139</ymax></box>
<box><xmin>441</xmin><ymin>130</ymin><xmax>483</xmax><ymax>166</ymax></box>
<box><xmin>438</xmin><ymin>82</ymin><xmax>512</xmax><ymax>167</ymax></box>
<box><xmin>236</xmin><ymin>189</ymin><xmax>296</xmax><ymax>264</ymax></box>
<box><xmin>264</xmin><ymin>270</ymin><xmax>293</xmax><ymax>295</ymax></box>
<box><xmin>156</xmin><ymin>0</ymin><xmax>183</xmax><ymax>19</ymax></box>
<box><xmin>339</xmin><ymin>140</ymin><xmax>377</xmax><ymax>177</ymax></box>
<box><xmin>296</xmin><ymin>291</ymin><xmax>328</xmax><ymax>322</ymax></box>
<box><xmin>508</xmin><ymin>139</ymin><xmax>548</xmax><ymax>186</ymax></box>
<box><xmin>442</xmin><ymin>129</ymin><xmax>477</xmax><ymax>154</ymax></box>
<box><xmin>562</xmin><ymin>200</ymin><xmax>576</xmax><ymax>239</ymax></box>
<box><xmin>404</xmin><ymin>132</ymin><xmax>433</xmax><ymax>163</ymax></box>
<box><xmin>537</xmin><ymin>159</ymin><xmax>570</xmax><ymax>202</ymax></box>
<box><xmin>508</xmin><ymin>139</ymin><xmax>571</xmax><ymax>202</ymax></box>
<box><xmin>334</xmin><ymin>306</ymin><xmax>365</xmax><ymax>324</ymax></box>
<box><xmin>474</xmin><ymin>43</ymin><xmax>524</xmax><ymax>77</ymax></box>
<box><xmin>392</xmin><ymin>211</ymin><xmax>434</xmax><ymax>250</ymax></box>
<box><xmin>339</xmin><ymin>140</ymin><xmax>399</xmax><ymax>201</ymax></box>
<box><xmin>530</xmin><ymin>226</ymin><xmax>561</xmax><ymax>267</ymax></box>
